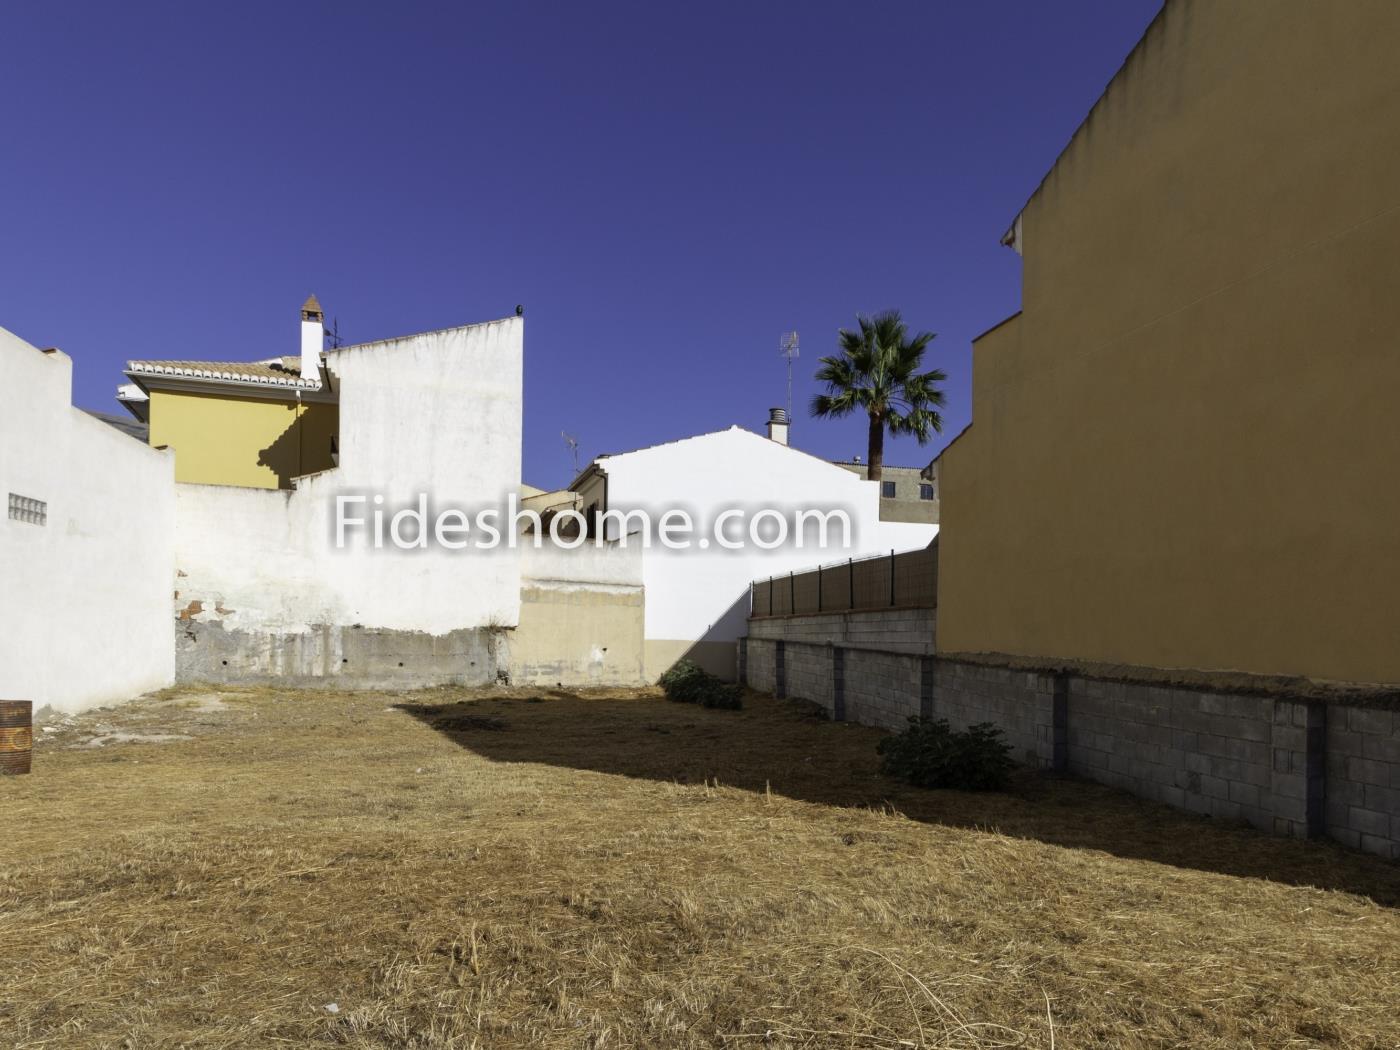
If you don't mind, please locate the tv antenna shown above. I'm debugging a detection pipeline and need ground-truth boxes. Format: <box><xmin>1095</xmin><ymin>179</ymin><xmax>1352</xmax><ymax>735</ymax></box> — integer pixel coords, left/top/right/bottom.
<box><xmin>325</xmin><ymin>317</ymin><xmax>343</xmax><ymax>349</ymax></box>
<box><xmin>779</xmin><ymin>331</ymin><xmax>800</xmax><ymax>425</ymax></box>
<box><xmin>561</xmin><ymin>431</ymin><xmax>580</xmax><ymax>476</ymax></box>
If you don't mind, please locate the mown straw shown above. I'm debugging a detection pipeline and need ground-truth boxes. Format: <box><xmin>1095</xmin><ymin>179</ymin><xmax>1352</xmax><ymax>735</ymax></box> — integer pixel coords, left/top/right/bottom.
<box><xmin>1</xmin><ymin>683</ymin><xmax>1397</xmax><ymax>1048</ymax></box>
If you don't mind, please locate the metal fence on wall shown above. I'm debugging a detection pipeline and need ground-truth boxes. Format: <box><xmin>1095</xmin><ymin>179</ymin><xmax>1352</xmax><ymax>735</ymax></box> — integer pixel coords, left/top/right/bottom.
<box><xmin>750</xmin><ymin>540</ymin><xmax>937</xmax><ymax>617</ymax></box>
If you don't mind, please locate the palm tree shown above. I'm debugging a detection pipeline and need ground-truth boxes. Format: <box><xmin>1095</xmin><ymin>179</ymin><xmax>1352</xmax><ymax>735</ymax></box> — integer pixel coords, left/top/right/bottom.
<box><xmin>810</xmin><ymin>310</ymin><xmax>946</xmax><ymax>482</ymax></box>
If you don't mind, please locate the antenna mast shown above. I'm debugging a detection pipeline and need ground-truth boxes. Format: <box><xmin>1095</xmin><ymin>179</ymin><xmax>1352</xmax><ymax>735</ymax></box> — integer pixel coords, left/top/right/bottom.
<box><xmin>779</xmin><ymin>331</ymin><xmax>800</xmax><ymax>426</ymax></box>
<box><xmin>561</xmin><ymin>431</ymin><xmax>580</xmax><ymax>477</ymax></box>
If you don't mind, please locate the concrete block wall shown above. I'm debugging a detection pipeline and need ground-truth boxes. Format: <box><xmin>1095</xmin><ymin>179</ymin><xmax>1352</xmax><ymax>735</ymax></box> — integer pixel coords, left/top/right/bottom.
<box><xmin>742</xmin><ymin>639</ymin><xmax>921</xmax><ymax>729</ymax></box>
<box><xmin>1325</xmin><ymin>706</ymin><xmax>1400</xmax><ymax>855</ymax></box>
<box><xmin>931</xmin><ymin>662</ymin><xmax>1059</xmax><ymax>768</ymax></box>
<box><xmin>1067</xmin><ymin>681</ymin><xmax>1278</xmax><ymax>828</ymax></box>
<box><xmin>744</xmin><ymin>637</ymin><xmax>777</xmax><ymax>695</ymax></box>
<box><xmin>842</xmin><ymin>648</ymin><xmax>922</xmax><ymax>730</ymax></box>
<box><xmin>1273</xmin><ymin>700</ymin><xmax>1326</xmax><ymax>841</ymax></box>
<box><xmin>785</xmin><ymin>642</ymin><xmax>834</xmax><ymax>710</ymax></box>
<box><xmin>748</xmin><ymin>608</ymin><xmax>935</xmax><ymax>655</ymax></box>
<box><xmin>740</xmin><ymin>616</ymin><xmax>1399</xmax><ymax>859</ymax></box>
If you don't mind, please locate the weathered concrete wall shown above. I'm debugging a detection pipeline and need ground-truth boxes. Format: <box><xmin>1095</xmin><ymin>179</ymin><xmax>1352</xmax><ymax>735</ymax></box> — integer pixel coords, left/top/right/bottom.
<box><xmin>0</xmin><ymin>327</ymin><xmax>176</xmax><ymax>714</ymax></box>
<box><xmin>512</xmin><ymin>542</ymin><xmax>646</xmax><ymax>686</ymax></box>
<box><xmin>176</xmin><ymin>620</ymin><xmax>507</xmax><ymax>689</ymax></box>
<box><xmin>939</xmin><ymin>2</ymin><xmax>1400</xmax><ymax>685</ymax></box>
<box><xmin>742</xmin><ymin>627</ymin><xmax>1400</xmax><ymax>859</ymax></box>
<box><xmin>515</xmin><ymin>586</ymin><xmax>644</xmax><ymax>686</ymax></box>
<box><xmin>172</xmin><ymin>317</ymin><xmax>524</xmax><ymax>685</ymax></box>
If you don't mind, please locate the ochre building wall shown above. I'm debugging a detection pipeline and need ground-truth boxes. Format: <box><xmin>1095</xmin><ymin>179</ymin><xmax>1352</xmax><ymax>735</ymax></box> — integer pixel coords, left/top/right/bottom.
<box><xmin>938</xmin><ymin>0</ymin><xmax>1400</xmax><ymax>684</ymax></box>
<box><xmin>148</xmin><ymin>389</ymin><xmax>338</xmax><ymax>489</ymax></box>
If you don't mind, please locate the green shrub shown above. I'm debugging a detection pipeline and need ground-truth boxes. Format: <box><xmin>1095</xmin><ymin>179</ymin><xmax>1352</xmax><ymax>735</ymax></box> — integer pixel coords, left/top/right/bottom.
<box><xmin>658</xmin><ymin>660</ymin><xmax>743</xmax><ymax>710</ymax></box>
<box><xmin>877</xmin><ymin>717</ymin><xmax>1014</xmax><ymax>791</ymax></box>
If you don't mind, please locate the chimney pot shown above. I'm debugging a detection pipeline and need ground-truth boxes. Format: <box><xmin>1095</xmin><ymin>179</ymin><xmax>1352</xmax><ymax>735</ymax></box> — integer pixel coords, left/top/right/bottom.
<box><xmin>300</xmin><ymin>294</ymin><xmax>324</xmax><ymax>383</ymax></box>
<box><xmin>766</xmin><ymin>407</ymin><xmax>790</xmax><ymax>445</ymax></box>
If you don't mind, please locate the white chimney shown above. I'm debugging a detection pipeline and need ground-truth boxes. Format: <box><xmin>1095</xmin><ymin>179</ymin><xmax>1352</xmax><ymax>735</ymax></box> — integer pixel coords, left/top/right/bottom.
<box><xmin>766</xmin><ymin>407</ymin><xmax>789</xmax><ymax>445</ymax></box>
<box><xmin>300</xmin><ymin>294</ymin><xmax>324</xmax><ymax>383</ymax></box>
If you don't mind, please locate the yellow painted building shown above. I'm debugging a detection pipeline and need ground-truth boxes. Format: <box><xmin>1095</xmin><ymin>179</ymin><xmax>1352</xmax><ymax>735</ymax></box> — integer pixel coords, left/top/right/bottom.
<box><xmin>118</xmin><ymin>297</ymin><xmax>339</xmax><ymax>489</ymax></box>
<box><xmin>937</xmin><ymin>1</ymin><xmax>1400</xmax><ymax>685</ymax></box>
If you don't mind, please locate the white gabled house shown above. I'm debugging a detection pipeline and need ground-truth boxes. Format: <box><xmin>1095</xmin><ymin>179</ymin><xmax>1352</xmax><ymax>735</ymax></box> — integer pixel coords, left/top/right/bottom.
<box><xmin>569</xmin><ymin>417</ymin><xmax>938</xmax><ymax>680</ymax></box>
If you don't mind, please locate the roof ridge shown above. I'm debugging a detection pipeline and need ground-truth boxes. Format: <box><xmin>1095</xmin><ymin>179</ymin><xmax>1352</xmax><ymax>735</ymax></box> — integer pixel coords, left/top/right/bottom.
<box><xmin>830</xmin><ymin>459</ymin><xmax>926</xmax><ymax>470</ymax></box>
<box><xmin>124</xmin><ymin>359</ymin><xmax>322</xmax><ymax>390</ymax></box>
<box><xmin>327</xmin><ymin>314</ymin><xmax>521</xmax><ymax>355</ymax></box>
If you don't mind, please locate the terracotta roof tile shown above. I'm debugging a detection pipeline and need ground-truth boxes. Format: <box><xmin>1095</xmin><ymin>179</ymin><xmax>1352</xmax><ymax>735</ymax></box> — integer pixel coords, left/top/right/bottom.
<box><xmin>124</xmin><ymin>358</ymin><xmax>322</xmax><ymax>389</ymax></box>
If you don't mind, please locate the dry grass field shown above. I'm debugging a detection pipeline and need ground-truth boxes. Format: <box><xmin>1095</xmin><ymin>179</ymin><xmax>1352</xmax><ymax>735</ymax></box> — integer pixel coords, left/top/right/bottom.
<box><xmin>2</xmin><ymin>684</ymin><xmax>1398</xmax><ymax>1049</ymax></box>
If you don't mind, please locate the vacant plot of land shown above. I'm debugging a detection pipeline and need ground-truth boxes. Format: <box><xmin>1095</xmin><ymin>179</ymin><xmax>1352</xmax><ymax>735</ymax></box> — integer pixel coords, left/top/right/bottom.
<box><xmin>2</xmin><ymin>685</ymin><xmax>1397</xmax><ymax>1049</ymax></box>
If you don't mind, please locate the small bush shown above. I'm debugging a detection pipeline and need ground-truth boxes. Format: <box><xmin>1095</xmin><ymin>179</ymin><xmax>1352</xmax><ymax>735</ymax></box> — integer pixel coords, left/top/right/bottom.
<box><xmin>659</xmin><ymin>660</ymin><xmax>743</xmax><ymax>710</ymax></box>
<box><xmin>877</xmin><ymin>717</ymin><xmax>1014</xmax><ymax>791</ymax></box>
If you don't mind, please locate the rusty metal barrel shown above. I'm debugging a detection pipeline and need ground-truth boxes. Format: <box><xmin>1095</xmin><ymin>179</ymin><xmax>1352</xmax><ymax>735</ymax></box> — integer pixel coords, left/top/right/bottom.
<box><xmin>0</xmin><ymin>701</ymin><xmax>33</xmax><ymax>775</ymax></box>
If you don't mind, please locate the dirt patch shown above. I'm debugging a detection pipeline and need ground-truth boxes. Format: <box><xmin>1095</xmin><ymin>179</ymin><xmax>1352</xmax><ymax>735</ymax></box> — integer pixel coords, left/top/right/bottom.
<box><xmin>154</xmin><ymin>692</ymin><xmax>235</xmax><ymax>714</ymax></box>
<box><xmin>76</xmin><ymin>731</ymin><xmax>193</xmax><ymax>748</ymax></box>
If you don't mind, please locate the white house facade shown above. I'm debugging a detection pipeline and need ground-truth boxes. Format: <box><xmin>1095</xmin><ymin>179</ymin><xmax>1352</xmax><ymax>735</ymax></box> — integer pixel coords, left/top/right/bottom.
<box><xmin>0</xmin><ymin>326</ymin><xmax>177</xmax><ymax>714</ymax></box>
<box><xmin>571</xmin><ymin>425</ymin><xmax>938</xmax><ymax>680</ymax></box>
<box><xmin>173</xmin><ymin>316</ymin><xmax>526</xmax><ymax>686</ymax></box>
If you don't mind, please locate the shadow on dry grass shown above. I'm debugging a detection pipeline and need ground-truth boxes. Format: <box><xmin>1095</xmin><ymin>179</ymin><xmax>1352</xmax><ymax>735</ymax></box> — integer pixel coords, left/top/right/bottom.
<box><xmin>399</xmin><ymin>689</ymin><xmax>1400</xmax><ymax>907</ymax></box>
<box><xmin>4</xmin><ymin>683</ymin><xmax>1398</xmax><ymax>1049</ymax></box>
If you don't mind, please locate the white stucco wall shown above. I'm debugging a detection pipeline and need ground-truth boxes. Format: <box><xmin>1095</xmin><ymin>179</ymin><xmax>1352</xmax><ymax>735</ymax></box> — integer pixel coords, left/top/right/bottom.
<box><xmin>174</xmin><ymin>317</ymin><xmax>524</xmax><ymax>643</ymax></box>
<box><xmin>590</xmin><ymin>427</ymin><xmax>938</xmax><ymax>678</ymax></box>
<box><xmin>520</xmin><ymin>539</ymin><xmax>643</xmax><ymax>588</ymax></box>
<box><xmin>0</xmin><ymin>327</ymin><xmax>176</xmax><ymax>714</ymax></box>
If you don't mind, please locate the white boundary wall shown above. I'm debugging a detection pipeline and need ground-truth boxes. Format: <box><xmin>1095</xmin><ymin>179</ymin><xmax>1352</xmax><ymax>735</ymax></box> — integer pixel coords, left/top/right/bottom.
<box><xmin>174</xmin><ymin>317</ymin><xmax>524</xmax><ymax>643</ymax></box>
<box><xmin>0</xmin><ymin>327</ymin><xmax>176</xmax><ymax>714</ymax></box>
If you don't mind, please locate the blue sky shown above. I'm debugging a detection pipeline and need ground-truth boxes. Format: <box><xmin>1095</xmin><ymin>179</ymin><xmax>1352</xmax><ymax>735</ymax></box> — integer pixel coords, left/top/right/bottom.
<box><xmin>1</xmin><ymin>1</ymin><xmax>1160</xmax><ymax>489</ymax></box>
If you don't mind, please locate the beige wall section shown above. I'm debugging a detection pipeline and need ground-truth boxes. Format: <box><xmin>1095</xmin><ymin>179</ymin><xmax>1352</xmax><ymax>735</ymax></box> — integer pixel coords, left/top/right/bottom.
<box><xmin>513</xmin><ymin>583</ymin><xmax>646</xmax><ymax>686</ymax></box>
<box><xmin>833</xmin><ymin>462</ymin><xmax>939</xmax><ymax>523</ymax></box>
<box><xmin>938</xmin><ymin>0</ymin><xmax>1400</xmax><ymax>684</ymax></box>
<box><xmin>148</xmin><ymin>389</ymin><xmax>338</xmax><ymax>489</ymax></box>
<box><xmin>874</xmin><ymin>497</ymin><xmax>938</xmax><ymax>525</ymax></box>
<box><xmin>645</xmin><ymin>639</ymin><xmax>736</xmax><ymax>683</ymax></box>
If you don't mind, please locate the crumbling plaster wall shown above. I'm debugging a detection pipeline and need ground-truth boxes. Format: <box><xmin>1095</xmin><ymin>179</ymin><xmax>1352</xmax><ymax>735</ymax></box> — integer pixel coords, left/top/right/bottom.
<box><xmin>172</xmin><ymin>317</ymin><xmax>524</xmax><ymax>685</ymax></box>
